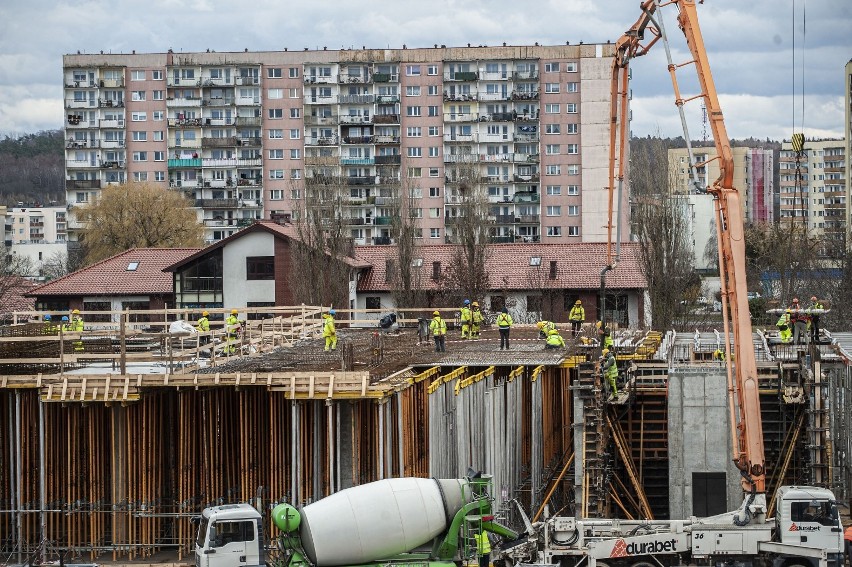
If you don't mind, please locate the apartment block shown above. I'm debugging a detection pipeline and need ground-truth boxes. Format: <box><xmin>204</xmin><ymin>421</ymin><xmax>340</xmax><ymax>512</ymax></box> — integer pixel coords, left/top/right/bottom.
<box><xmin>4</xmin><ymin>206</ymin><xmax>68</xmax><ymax>279</ymax></box>
<box><xmin>668</xmin><ymin>146</ymin><xmax>775</xmax><ymax>224</ymax></box>
<box><xmin>845</xmin><ymin>60</ymin><xmax>852</xmax><ymax>248</ymax></box>
<box><xmin>778</xmin><ymin>138</ymin><xmax>847</xmax><ymax>245</ymax></box>
<box><xmin>63</xmin><ymin>44</ymin><xmax>624</xmax><ymax>245</ymax></box>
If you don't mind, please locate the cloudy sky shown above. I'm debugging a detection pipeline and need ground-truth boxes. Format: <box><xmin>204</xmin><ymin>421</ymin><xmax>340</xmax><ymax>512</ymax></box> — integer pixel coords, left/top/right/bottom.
<box><xmin>0</xmin><ymin>0</ymin><xmax>849</xmax><ymax>141</ymax></box>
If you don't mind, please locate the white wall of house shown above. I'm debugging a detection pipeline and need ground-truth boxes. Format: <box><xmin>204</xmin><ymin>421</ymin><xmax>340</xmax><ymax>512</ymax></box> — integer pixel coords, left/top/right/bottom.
<box><xmin>222</xmin><ymin>232</ymin><xmax>275</xmax><ymax>312</ymax></box>
<box><xmin>9</xmin><ymin>242</ymin><xmax>67</xmax><ymax>280</ymax></box>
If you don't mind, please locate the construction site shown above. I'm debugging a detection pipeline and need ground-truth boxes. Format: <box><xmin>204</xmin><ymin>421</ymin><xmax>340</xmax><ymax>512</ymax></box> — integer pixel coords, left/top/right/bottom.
<box><xmin>0</xmin><ymin>307</ymin><xmax>850</xmax><ymax>564</ymax></box>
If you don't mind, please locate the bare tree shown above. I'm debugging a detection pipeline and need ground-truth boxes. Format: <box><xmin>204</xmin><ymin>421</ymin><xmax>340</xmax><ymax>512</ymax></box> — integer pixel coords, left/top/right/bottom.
<box><xmin>388</xmin><ymin>164</ymin><xmax>426</xmax><ymax>309</ymax></box>
<box><xmin>0</xmin><ymin>247</ymin><xmax>36</xmax><ymax>317</ymax></box>
<box><xmin>41</xmin><ymin>250</ymin><xmax>70</xmax><ymax>281</ymax></box>
<box><xmin>80</xmin><ymin>182</ymin><xmax>204</xmax><ymax>265</ymax></box>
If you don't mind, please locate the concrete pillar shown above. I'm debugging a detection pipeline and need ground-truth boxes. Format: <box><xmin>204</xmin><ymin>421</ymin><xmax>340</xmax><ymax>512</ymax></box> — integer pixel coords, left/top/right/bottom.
<box><xmin>111</xmin><ymin>405</ymin><xmax>128</xmax><ymax>550</ymax></box>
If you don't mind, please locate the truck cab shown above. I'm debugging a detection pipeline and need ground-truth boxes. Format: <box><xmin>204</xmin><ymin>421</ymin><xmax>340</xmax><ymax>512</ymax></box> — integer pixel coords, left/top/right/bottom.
<box><xmin>775</xmin><ymin>486</ymin><xmax>844</xmax><ymax>566</ymax></box>
<box><xmin>195</xmin><ymin>503</ymin><xmax>265</xmax><ymax>567</ymax></box>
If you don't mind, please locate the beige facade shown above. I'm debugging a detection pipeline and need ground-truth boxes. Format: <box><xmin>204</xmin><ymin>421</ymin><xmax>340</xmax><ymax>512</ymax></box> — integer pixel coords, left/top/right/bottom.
<box><xmin>63</xmin><ymin>44</ymin><xmax>626</xmax><ymax>245</ymax></box>
<box><xmin>668</xmin><ymin>146</ymin><xmax>775</xmax><ymax>224</ymax></box>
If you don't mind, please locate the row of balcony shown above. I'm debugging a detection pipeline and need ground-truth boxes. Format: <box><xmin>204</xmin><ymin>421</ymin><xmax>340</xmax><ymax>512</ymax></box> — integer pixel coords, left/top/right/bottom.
<box><xmin>168</xmin><ymin>158</ymin><xmax>263</xmax><ymax>168</ymax></box>
<box><xmin>443</xmin><ymin>152</ymin><xmax>541</xmax><ymax>164</ymax></box>
<box><xmin>171</xmin><ymin>177</ymin><xmax>262</xmax><ymax>188</ymax></box>
<box><xmin>194</xmin><ymin>198</ymin><xmax>262</xmax><ymax>209</ymax></box>
<box><xmin>167</xmin><ymin>76</ymin><xmax>260</xmax><ymax>87</ymax></box>
<box><xmin>66</xmin><ymin>139</ymin><xmax>126</xmax><ymax>149</ymax></box>
<box><xmin>443</xmin><ymin>91</ymin><xmax>539</xmax><ymax>102</ymax></box>
<box><xmin>65</xmin><ymin>79</ymin><xmax>124</xmax><ymax>88</ymax></box>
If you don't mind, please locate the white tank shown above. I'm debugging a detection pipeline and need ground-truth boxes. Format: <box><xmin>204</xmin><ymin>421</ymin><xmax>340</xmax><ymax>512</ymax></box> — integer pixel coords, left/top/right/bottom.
<box><xmin>299</xmin><ymin>478</ymin><xmax>470</xmax><ymax>566</ymax></box>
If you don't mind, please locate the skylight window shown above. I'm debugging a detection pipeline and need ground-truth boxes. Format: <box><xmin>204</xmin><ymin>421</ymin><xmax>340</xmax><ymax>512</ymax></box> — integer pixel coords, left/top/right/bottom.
<box><xmin>127</xmin><ymin>262</ymin><xmax>139</xmax><ymax>271</ymax></box>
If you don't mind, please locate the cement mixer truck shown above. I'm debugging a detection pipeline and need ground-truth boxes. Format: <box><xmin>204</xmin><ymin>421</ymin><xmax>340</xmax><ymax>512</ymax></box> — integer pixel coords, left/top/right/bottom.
<box><xmin>194</xmin><ymin>475</ymin><xmax>520</xmax><ymax>567</ymax></box>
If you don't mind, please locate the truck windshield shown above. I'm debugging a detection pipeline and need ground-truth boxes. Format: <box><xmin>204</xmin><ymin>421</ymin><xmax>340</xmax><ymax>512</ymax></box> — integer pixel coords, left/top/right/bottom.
<box><xmin>791</xmin><ymin>501</ymin><xmax>838</xmax><ymax>527</ymax></box>
<box><xmin>196</xmin><ymin>517</ymin><xmax>210</xmax><ymax>548</ymax></box>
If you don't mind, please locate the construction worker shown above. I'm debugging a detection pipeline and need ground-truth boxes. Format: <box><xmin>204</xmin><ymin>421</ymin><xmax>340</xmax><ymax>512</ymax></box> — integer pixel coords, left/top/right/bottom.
<box><xmin>596</xmin><ymin>321</ymin><xmax>613</xmax><ymax>350</ymax></box>
<box><xmin>537</xmin><ymin>320</ymin><xmax>556</xmax><ymax>339</ymax></box>
<box><xmin>322</xmin><ymin>309</ymin><xmax>337</xmax><ymax>352</ymax></box>
<box><xmin>496</xmin><ymin>307</ymin><xmax>513</xmax><ymax>350</ymax></box>
<box><xmin>429</xmin><ymin>310</ymin><xmax>447</xmax><ymax>352</ymax></box>
<box><xmin>197</xmin><ymin>310</ymin><xmax>211</xmax><ymax>345</ymax></box>
<box><xmin>776</xmin><ymin>309</ymin><xmax>792</xmax><ymax>344</ymax></box>
<box><xmin>42</xmin><ymin>314</ymin><xmax>55</xmax><ymax>335</ymax></box>
<box><xmin>790</xmin><ymin>298</ymin><xmax>807</xmax><ymax>345</ymax></box>
<box><xmin>460</xmin><ymin>299</ymin><xmax>472</xmax><ymax>339</ymax></box>
<box><xmin>544</xmin><ymin>328</ymin><xmax>565</xmax><ymax>349</ymax></box>
<box><xmin>226</xmin><ymin>309</ymin><xmax>242</xmax><ymax>354</ymax></box>
<box><xmin>844</xmin><ymin>524</ymin><xmax>851</xmax><ymax>567</ymax></box>
<box><xmin>70</xmin><ymin>309</ymin><xmax>84</xmax><ymax>352</ymax></box>
<box><xmin>473</xmin><ymin>530</ymin><xmax>491</xmax><ymax>567</ymax></box>
<box><xmin>713</xmin><ymin>348</ymin><xmax>726</xmax><ymax>363</ymax></box>
<box><xmin>568</xmin><ymin>299</ymin><xmax>585</xmax><ymax>338</ymax></box>
<box><xmin>470</xmin><ymin>301</ymin><xmax>484</xmax><ymax>338</ymax></box>
<box><xmin>808</xmin><ymin>296</ymin><xmax>824</xmax><ymax>343</ymax></box>
<box><xmin>602</xmin><ymin>348</ymin><xmax>619</xmax><ymax>397</ymax></box>
<box><xmin>60</xmin><ymin>315</ymin><xmax>70</xmax><ymax>331</ymax></box>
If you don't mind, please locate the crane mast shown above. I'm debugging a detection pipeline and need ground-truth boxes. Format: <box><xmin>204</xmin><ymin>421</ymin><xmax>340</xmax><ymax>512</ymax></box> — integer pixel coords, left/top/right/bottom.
<box><xmin>608</xmin><ymin>0</ymin><xmax>766</xmax><ymax>518</ymax></box>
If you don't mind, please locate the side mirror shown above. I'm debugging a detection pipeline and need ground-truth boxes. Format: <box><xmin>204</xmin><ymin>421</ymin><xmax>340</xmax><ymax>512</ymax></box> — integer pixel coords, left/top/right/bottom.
<box><xmin>208</xmin><ymin>526</ymin><xmax>218</xmax><ymax>548</ymax></box>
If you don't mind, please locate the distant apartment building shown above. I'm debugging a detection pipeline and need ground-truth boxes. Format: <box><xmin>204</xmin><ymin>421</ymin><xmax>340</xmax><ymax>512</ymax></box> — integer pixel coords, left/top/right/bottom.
<box><xmin>3</xmin><ymin>206</ymin><xmax>68</xmax><ymax>279</ymax></box>
<box><xmin>778</xmin><ymin>138</ymin><xmax>847</xmax><ymax>246</ymax></box>
<box><xmin>668</xmin><ymin>146</ymin><xmax>775</xmax><ymax>224</ymax></box>
<box><xmin>845</xmin><ymin>60</ymin><xmax>852</xmax><ymax>248</ymax></box>
<box><xmin>62</xmin><ymin>44</ymin><xmax>626</xmax><ymax>246</ymax></box>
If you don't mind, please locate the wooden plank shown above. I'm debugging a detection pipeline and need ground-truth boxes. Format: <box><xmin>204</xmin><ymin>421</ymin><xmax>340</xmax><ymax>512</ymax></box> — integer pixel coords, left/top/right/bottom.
<box><xmin>327</xmin><ymin>374</ymin><xmax>335</xmax><ymax>398</ymax></box>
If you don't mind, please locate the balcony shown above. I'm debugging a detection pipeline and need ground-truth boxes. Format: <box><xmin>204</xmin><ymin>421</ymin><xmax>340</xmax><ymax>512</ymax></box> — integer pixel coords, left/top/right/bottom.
<box><xmin>304</xmin><ymin>75</ymin><xmax>336</xmax><ymax>84</ymax></box>
<box><xmin>237</xmin><ymin>177</ymin><xmax>262</xmax><ymax>187</ymax></box>
<box><xmin>376</xmin><ymin>95</ymin><xmax>400</xmax><ymax>104</ymax></box>
<box><xmin>514</xmin><ymin>192</ymin><xmax>540</xmax><ymax>203</ymax></box>
<box><xmin>168</xmin><ymin>158</ymin><xmax>202</xmax><ymax>168</ymax></box>
<box><xmin>374</xmin><ymin>135</ymin><xmax>400</xmax><ymax>145</ymax></box>
<box><xmin>100</xmin><ymin>78</ymin><xmax>125</xmax><ymax>88</ymax></box>
<box><xmin>374</xmin><ymin>217</ymin><xmax>392</xmax><ymax>226</ymax></box>
<box><xmin>238</xmin><ymin>136</ymin><xmax>262</xmax><ymax>147</ymax></box>
<box><xmin>346</xmin><ymin>176</ymin><xmax>373</xmax><ymax>186</ymax></box>
<box><xmin>346</xmin><ymin>217</ymin><xmax>367</xmax><ymax>225</ymax></box>
<box><xmin>511</xmin><ymin>91</ymin><xmax>539</xmax><ymax>101</ymax></box>
<box><xmin>203</xmin><ymin>117</ymin><xmax>234</xmax><ymax>127</ymax></box>
<box><xmin>195</xmin><ymin>198</ymin><xmax>239</xmax><ymax>208</ymax></box>
<box><xmin>201</xmin><ymin>179</ymin><xmax>229</xmax><ymax>188</ymax></box>
<box><xmin>494</xmin><ymin>215</ymin><xmax>515</xmax><ymax>224</ymax></box>
<box><xmin>99</xmin><ymin>118</ymin><xmax>125</xmax><ymax>128</ymax></box>
<box><xmin>101</xmin><ymin>139</ymin><xmax>125</xmax><ymax>149</ymax></box>
<box><xmin>338</xmin><ymin>73</ymin><xmax>371</xmax><ymax>84</ymax></box>
<box><xmin>479</xmin><ymin>92</ymin><xmax>512</xmax><ymax>101</ymax></box>
<box><xmin>169</xmin><ymin>180</ymin><xmax>202</xmax><ymax>189</ymax></box>
<box><xmin>375</xmin><ymin>155</ymin><xmax>401</xmax><ymax>165</ymax></box>
<box><xmin>339</xmin><ymin>115</ymin><xmax>373</xmax><ymax>125</ymax></box>
<box><xmin>444</xmin><ymin>154</ymin><xmax>478</xmax><ymax>164</ymax></box>
<box><xmin>342</xmin><ymin>135</ymin><xmax>374</xmax><ymax>144</ymax></box>
<box><xmin>515</xmin><ymin>133</ymin><xmax>539</xmax><ymax>142</ymax></box>
<box><xmin>340</xmin><ymin>157</ymin><xmax>375</xmax><ymax>165</ymax></box>
<box><xmin>169</xmin><ymin>139</ymin><xmax>201</xmax><ymax>149</ymax></box>
<box><xmin>513</xmin><ymin>70</ymin><xmax>539</xmax><ymax>80</ymax></box>
<box><xmin>202</xmin><ymin>136</ymin><xmax>238</xmax><ymax>148</ymax></box>
<box><xmin>374</xmin><ymin>197</ymin><xmax>394</xmax><ymax>206</ymax></box>
<box><xmin>99</xmin><ymin>160</ymin><xmax>125</xmax><ymax>169</ymax></box>
<box><xmin>444</xmin><ymin>134</ymin><xmax>476</xmax><ymax>143</ymax></box>
<box><xmin>305</xmin><ymin>136</ymin><xmax>338</xmax><ymax>146</ymax></box>
<box><xmin>66</xmin><ymin>179</ymin><xmax>101</xmax><ymax>190</ymax></box>
<box><xmin>203</xmin><ymin>97</ymin><xmax>235</xmax><ymax>107</ymax></box>
<box><xmin>236</xmin><ymin>96</ymin><xmax>261</xmax><ymax>106</ymax></box>
<box><xmin>65</xmin><ymin>99</ymin><xmax>93</xmax><ymax>109</ymax></box>
<box><xmin>235</xmin><ymin>76</ymin><xmax>260</xmax><ymax>86</ymax></box>
<box><xmin>373</xmin><ymin>114</ymin><xmax>400</xmax><ymax>124</ymax></box>
<box><xmin>202</xmin><ymin>158</ymin><xmax>262</xmax><ymax>167</ymax></box>
<box><xmin>304</xmin><ymin>115</ymin><xmax>339</xmax><ymax>126</ymax></box>
<box><xmin>372</xmin><ymin>73</ymin><xmax>398</xmax><ymax>83</ymax></box>
<box><xmin>338</xmin><ymin>94</ymin><xmax>375</xmax><ymax>104</ymax></box>
<box><xmin>304</xmin><ymin>95</ymin><xmax>335</xmax><ymax>105</ymax></box>
<box><xmin>202</xmin><ymin>77</ymin><xmax>236</xmax><ymax>87</ymax></box>
<box><xmin>167</xmin><ymin>77</ymin><xmax>202</xmax><ymax>87</ymax></box>
<box><xmin>517</xmin><ymin>214</ymin><xmax>540</xmax><ymax>223</ymax></box>
<box><xmin>166</xmin><ymin>97</ymin><xmax>202</xmax><ymax>108</ymax></box>
<box><xmin>480</xmin><ymin>154</ymin><xmax>512</xmax><ymax>163</ymax></box>
<box><xmin>66</xmin><ymin>139</ymin><xmax>99</xmax><ymax>149</ymax></box>
<box><xmin>444</xmin><ymin>113</ymin><xmax>477</xmax><ymax>123</ymax></box>
<box><xmin>98</xmin><ymin>99</ymin><xmax>125</xmax><ymax>108</ymax></box>
<box><xmin>514</xmin><ymin>153</ymin><xmax>540</xmax><ymax>163</ymax></box>
<box><xmin>488</xmin><ymin>112</ymin><xmax>515</xmax><ymax>122</ymax></box>
<box><xmin>66</xmin><ymin>115</ymin><xmax>88</xmax><ymax>127</ymax></box>
<box><xmin>234</xmin><ymin>116</ymin><xmax>262</xmax><ymax>127</ymax></box>
<box><xmin>444</xmin><ymin>72</ymin><xmax>479</xmax><ymax>82</ymax></box>
<box><xmin>168</xmin><ymin>118</ymin><xmax>202</xmax><ymax>127</ymax></box>
<box><xmin>513</xmin><ymin>173</ymin><xmax>540</xmax><ymax>183</ymax></box>
<box><xmin>305</xmin><ymin>155</ymin><xmax>338</xmax><ymax>165</ymax></box>
<box><xmin>373</xmin><ymin>236</ymin><xmax>392</xmax><ymax>245</ymax></box>
<box><xmin>66</xmin><ymin>159</ymin><xmax>97</xmax><ymax>169</ymax></box>
<box><xmin>443</xmin><ymin>92</ymin><xmax>477</xmax><ymax>102</ymax></box>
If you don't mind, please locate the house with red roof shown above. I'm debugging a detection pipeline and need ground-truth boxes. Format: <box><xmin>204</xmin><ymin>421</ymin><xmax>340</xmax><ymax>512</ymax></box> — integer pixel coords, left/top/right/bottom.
<box><xmin>26</xmin><ymin>248</ymin><xmax>201</xmax><ymax>322</ymax></box>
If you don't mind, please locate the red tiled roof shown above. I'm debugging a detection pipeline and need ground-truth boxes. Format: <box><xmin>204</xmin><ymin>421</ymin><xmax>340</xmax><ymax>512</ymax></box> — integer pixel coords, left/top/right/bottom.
<box><xmin>0</xmin><ymin>276</ymin><xmax>36</xmax><ymax>319</ymax></box>
<box><xmin>27</xmin><ymin>248</ymin><xmax>201</xmax><ymax>297</ymax></box>
<box><xmin>354</xmin><ymin>242</ymin><xmax>646</xmax><ymax>292</ymax></box>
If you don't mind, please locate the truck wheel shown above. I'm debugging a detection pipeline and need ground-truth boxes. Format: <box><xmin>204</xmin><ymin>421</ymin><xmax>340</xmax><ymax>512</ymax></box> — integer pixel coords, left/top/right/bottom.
<box><xmin>630</xmin><ymin>561</ymin><xmax>657</xmax><ymax>567</ymax></box>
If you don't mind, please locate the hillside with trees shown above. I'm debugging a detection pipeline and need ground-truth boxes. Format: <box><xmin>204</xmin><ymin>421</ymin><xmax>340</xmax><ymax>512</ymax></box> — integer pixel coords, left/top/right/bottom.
<box><xmin>0</xmin><ymin>130</ymin><xmax>65</xmax><ymax>206</ymax></box>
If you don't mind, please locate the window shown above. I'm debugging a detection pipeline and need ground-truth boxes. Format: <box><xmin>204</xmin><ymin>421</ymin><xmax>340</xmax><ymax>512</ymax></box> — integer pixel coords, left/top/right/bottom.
<box><xmin>155</xmin><ymin>171</ymin><xmax>165</xmax><ymax>181</ymax></box>
<box><xmin>566</xmin><ymin>164</ymin><xmax>579</xmax><ymax>175</ymax></box>
<box><xmin>290</xmin><ymin>108</ymin><xmax>301</xmax><ymax>118</ymax></box>
<box><xmin>289</xmin><ymin>67</ymin><xmax>300</xmax><ymax>78</ymax></box>
<box><xmin>131</xmin><ymin>112</ymin><xmax>147</xmax><ymax>122</ymax></box>
<box><xmin>290</xmin><ymin>169</ymin><xmax>301</xmax><ymax>179</ymax></box>
<box><xmin>288</xmin><ymin>88</ymin><xmax>299</xmax><ymax>98</ymax></box>
<box><xmin>154</xmin><ymin>151</ymin><xmax>165</xmax><ymax>161</ymax></box>
<box><xmin>269</xmin><ymin>149</ymin><xmax>284</xmax><ymax>159</ymax></box>
<box><xmin>546</xmin><ymin>226</ymin><xmax>562</xmax><ymax>236</ymax></box>
<box><xmin>366</xmin><ymin>296</ymin><xmax>382</xmax><ymax>309</ymax></box>
<box><xmin>545</xmin><ymin>103</ymin><xmax>560</xmax><ymax>114</ymax></box>
<box><xmin>132</xmin><ymin>131</ymin><xmax>147</xmax><ymax>141</ymax></box>
<box><xmin>152</xmin><ymin>70</ymin><xmax>163</xmax><ymax>80</ymax></box>
<box><xmin>546</xmin><ymin>205</ymin><xmax>561</xmax><ymax>216</ymax></box>
<box><xmin>245</xmin><ymin>257</ymin><xmax>275</xmax><ymax>281</ymax></box>
<box><xmin>406</xmin><ymin>86</ymin><xmax>421</xmax><ymax>96</ymax></box>
<box><xmin>429</xmin><ymin>187</ymin><xmax>440</xmax><ymax>197</ymax></box>
<box><xmin>567</xmin><ymin>82</ymin><xmax>578</xmax><ymax>93</ymax></box>
<box><xmin>566</xmin><ymin>62</ymin><xmax>578</xmax><ymax>72</ymax></box>
<box><xmin>269</xmin><ymin>129</ymin><xmax>283</xmax><ymax>139</ymax></box>
<box><xmin>546</xmin><ymin>185</ymin><xmax>561</xmax><ymax>196</ymax></box>
<box><xmin>290</xmin><ymin>149</ymin><xmax>301</xmax><ymax>159</ymax></box>
<box><xmin>546</xmin><ymin>144</ymin><xmax>560</xmax><ymax>155</ymax></box>
<box><xmin>267</xmin><ymin>88</ymin><xmax>283</xmax><ymax>99</ymax></box>
<box><xmin>429</xmin><ymin>207</ymin><xmax>441</xmax><ymax>218</ymax></box>
<box><xmin>406</xmin><ymin>126</ymin><xmax>422</xmax><ymax>137</ymax></box>
<box><xmin>566</xmin><ymin>144</ymin><xmax>578</xmax><ymax>154</ymax></box>
<box><xmin>544</xmin><ymin>62</ymin><xmax>559</xmax><ymax>72</ymax></box>
<box><xmin>153</xmin><ymin>131</ymin><xmax>164</xmax><ymax>141</ymax></box>
<box><xmin>268</xmin><ymin>108</ymin><xmax>283</xmax><ymax>119</ymax></box>
<box><xmin>790</xmin><ymin>500</ymin><xmax>838</xmax><ymax>527</ymax></box>
<box><xmin>131</xmin><ymin>70</ymin><xmax>145</xmax><ymax>81</ymax></box>
<box><xmin>132</xmin><ymin>151</ymin><xmax>148</xmax><ymax>161</ymax></box>
<box><xmin>131</xmin><ymin>91</ymin><xmax>146</xmax><ymax>101</ymax></box>
<box><xmin>267</xmin><ymin>67</ymin><xmax>282</xmax><ymax>78</ymax></box>
<box><xmin>269</xmin><ymin>169</ymin><xmax>285</xmax><ymax>179</ymax></box>
<box><xmin>153</xmin><ymin>111</ymin><xmax>164</xmax><ymax>121</ymax></box>
<box><xmin>289</xmin><ymin>129</ymin><xmax>300</xmax><ymax>139</ymax></box>
<box><xmin>566</xmin><ymin>103</ymin><xmax>578</xmax><ymax>113</ymax></box>
<box><xmin>567</xmin><ymin>225</ymin><xmax>580</xmax><ymax>236</ymax></box>
<box><xmin>269</xmin><ymin>189</ymin><xmax>283</xmax><ymax>200</ymax></box>
<box><xmin>428</xmin><ymin>105</ymin><xmax>439</xmax><ymax>116</ymax></box>
<box><xmin>153</xmin><ymin>90</ymin><xmax>164</xmax><ymax>100</ymax></box>
<box><xmin>545</xmin><ymin>83</ymin><xmax>560</xmax><ymax>93</ymax></box>
<box><xmin>566</xmin><ymin>123</ymin><xmax>578</xmax><ymax>134</ymax></box>
<box><xmin>566</xmin><ymin>185</ymin><xmax>579</xmax><ymax>195</ymax></box>
<box><xmin>406</xmin><ymin>65</ymin><xmax>421</xmax><ymax>76</ymax></box>
<box><xmin>545</xmin><ymin>165</ymin><xmax>561</xmax><ymax>175</ymax></box>
<box><xmin>428</xmin><ymin>126</ymin><xmax>439</xmax><ymax>136</ymax></box>
<box><xmin>430</xmin><ymin>228</ymin><xmax>441</xmax><ymax>238</ymax></box>
<box><xmin>427</xmin><ymin>65</ymin><xmax>439</xmax><ymax>76</ymax></box>
<box><xmin>133</xmin><ymin>171</ymin><xmax>148</xmax><ymax>182</ymax></box>
<box><xmin>407</xmin><ymin>147</ymin><xmax>422</xmax><ymax>157</ymax></box>
<box><xmin>408</xmin><ymin>167</ymin><xmax>422</xmax><ymax>178</ymax></box>
<box><xmin>567</xmin><ymin>205</ymin><xmax>579</xmax><ymax>216</ymax></box>
<box><xmin>427</xmin><ymin>85</ymin><xmax>439</xmax><ymax>95</ymax></box>
<box><xmin>406</xmin><ymin>106</ymin><xmax>421</xmax><ymax>117</ymax></box>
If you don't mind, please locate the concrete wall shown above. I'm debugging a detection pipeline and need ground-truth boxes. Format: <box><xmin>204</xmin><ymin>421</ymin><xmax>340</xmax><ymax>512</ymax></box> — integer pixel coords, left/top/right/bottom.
<box><xmin>222</xmin><ymin>231</ymin><xmax>275</xmax><ymax>310</ymax></box>
<box><xmin>668</xmin><ymin>366</ymin><xmax>741</xmax><ymax>518</ymax></box>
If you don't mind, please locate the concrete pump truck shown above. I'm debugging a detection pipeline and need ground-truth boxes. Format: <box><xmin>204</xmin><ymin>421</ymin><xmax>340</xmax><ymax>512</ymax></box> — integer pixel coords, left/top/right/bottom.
<box><xmin>194</xmin><ymin>3</ymin><xmax>844</xmax><ymax>567</ymax></box>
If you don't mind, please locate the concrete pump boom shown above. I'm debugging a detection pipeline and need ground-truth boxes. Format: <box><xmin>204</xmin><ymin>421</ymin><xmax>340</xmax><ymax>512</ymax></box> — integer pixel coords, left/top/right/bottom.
<box><xmin>608</xmin><ymin>0</ymin><xmax>765</xmax><ymax>513</ymax></box>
